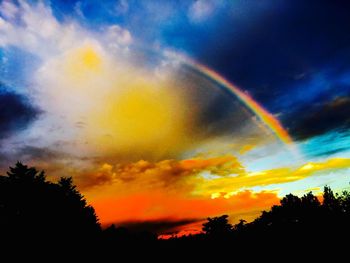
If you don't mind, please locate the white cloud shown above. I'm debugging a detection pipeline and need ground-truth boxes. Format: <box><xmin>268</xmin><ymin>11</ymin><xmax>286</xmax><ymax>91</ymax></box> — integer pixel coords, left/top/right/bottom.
<box><xmin>74</xmin><ymin>2</ymin><xmax>85</xmax><ymax>18</ymax></box>
<box><xmin>0</xmin><ymin>1</ymin><xmax>137</xmax><ymax>160</ymax></box>
<box><xmin>188</xmin><ymin>0</ymin><xmax>215</xmax><ymax>23</ymax></box>
<box><xmin>105</xmin><ymin>25</ymin><xmax>132</xmax><ymax>47</ymax></box>
<box><xmin>0</xmin><ymin>0</ymin><xmax>18</xmax><ymax>20</ymax></box>
<box><xmin>115</xmin><ymin>0</ymin><xmax>129</xmax><ymax>15</ymax></box>
<box><xmin>0</xmin><ymin>1</ymin><xmax>132</xmax><ymax>59</ymax></box>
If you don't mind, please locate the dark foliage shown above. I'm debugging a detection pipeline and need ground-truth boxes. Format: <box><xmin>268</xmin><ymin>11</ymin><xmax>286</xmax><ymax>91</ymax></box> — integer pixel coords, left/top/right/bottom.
<box><xmin>158</xmin><ymin>186</ymin><xmax>350</xmax><ymax>259</ymax></box>
<box><xmin>202</xmin><ymin>215</ymin><xmax>232</xmax><ymax>237</ymax></box>
<box><xmin>0</xmin><ymin>162</ymin><xmax>100</xmax><ymax>250</ymax></box>
<box><xmin>1</xmin><ymin>162</ymin><xmax>349</xmax><ymax>259</ymax></box>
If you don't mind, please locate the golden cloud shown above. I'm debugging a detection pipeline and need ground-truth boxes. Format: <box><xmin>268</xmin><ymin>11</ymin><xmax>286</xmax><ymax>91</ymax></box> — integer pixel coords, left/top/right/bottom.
<box><xmin>195</xmin><ymin>158</ymin><xmax>350</xmax><ymax>196</ymax></box>
<box><xmin>78</xmin><ymin>155</ymin><xmax>243</xmax><ymax>190</ymax></box>
<box><xmin>79</xmin><ymin>157</ymin><xmax>350</xmax><ymax>199</ymax></box>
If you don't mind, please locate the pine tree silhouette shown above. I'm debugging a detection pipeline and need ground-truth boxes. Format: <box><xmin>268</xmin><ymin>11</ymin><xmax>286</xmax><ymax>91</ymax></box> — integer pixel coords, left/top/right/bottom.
<box><xmin>0</xmin><ymin>162</ymin><xmax>100</xmax><ymax>247</ymax></box>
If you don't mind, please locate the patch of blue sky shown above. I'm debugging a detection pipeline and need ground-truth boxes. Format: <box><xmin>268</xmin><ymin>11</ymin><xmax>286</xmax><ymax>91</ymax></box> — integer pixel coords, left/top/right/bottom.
<box><xmin>241</xmin><ymin>141</ymin><xmax>301</xmax><ymax>172</ymax></box>
<box><xmin>241</xmin><ymin>129</ymin><xmax>350</xmax><ymax>174</ymax></box>
<box><xmin>0</xmin><ymin>47</ymin><xmax>40</xmax><ymax>93</ymax></box>
<box><xmin>299</xmin><ymin>129</ymin><xmax>350</xmax><ymax>161</ymax></box>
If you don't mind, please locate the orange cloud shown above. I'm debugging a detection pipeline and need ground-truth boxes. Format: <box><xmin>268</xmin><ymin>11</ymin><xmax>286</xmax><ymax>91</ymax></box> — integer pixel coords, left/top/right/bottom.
<box><xmin>239</xmin><ymin>144</ymin><xmax>256</xmax><ymax>155</ymax></box>
<box><xmin>80</xmin><ymin>156</ymin><xmax>350</xmax><ymax>236</ymax></box>
<box><xmin>180</xmin><ymin>155</ymin><xmax>245</xmax><ymax>176</ymax></box>
<box><xmin>91</xmin><ymin>189</ymin><xmax>279</xmax><ymax>236</ymax></box>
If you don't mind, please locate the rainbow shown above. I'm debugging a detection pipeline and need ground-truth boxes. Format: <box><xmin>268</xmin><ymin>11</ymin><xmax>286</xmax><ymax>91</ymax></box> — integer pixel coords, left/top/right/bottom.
<box><xmin>165</xmin><ymin>52</ymin><xmax>293</xmax><ymax>145</ymax></box>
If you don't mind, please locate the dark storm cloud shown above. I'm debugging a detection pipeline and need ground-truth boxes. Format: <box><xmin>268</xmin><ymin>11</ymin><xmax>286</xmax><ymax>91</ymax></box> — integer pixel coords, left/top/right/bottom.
<box><xmin>291</xmin><ymin>97</ymin><xmax>350</xmax><ymax>140</ymax></box>
<box><xmin>206</xmin><ymin>1</ymin><xmax>350</xmax><ymax>137</ymax></box>
<box><xmin>116</xmin><ymin>218</ymin><xmax>200</xmax><ymax>234</ymax></box>
<box><xmin>0</xmin><ymin>145</ymin><xmax>69</xmax><ymax>175</ymax></box>
<box><xmin>16</xmin><ymin>146</ymin><xmax>63</xmax><ymax>161</ymax></box>
<box><xmin>313</xmin><ymin>147</ymin><xmax>350</xmax><ymax>158</ymax></box>
<box><xmin>0</xmin><ymin>86</ymin><xmax>40</xmax><ymax>139</ymax></box>
<box><xmin>194</xmin><ymin>1</ymin><xmax>350</xmax><ymax>97</ymax></box>
<box><xmin>160</xmin><ymin>0</ymin><xmax>350</xmax><ymax>122</ymax></box>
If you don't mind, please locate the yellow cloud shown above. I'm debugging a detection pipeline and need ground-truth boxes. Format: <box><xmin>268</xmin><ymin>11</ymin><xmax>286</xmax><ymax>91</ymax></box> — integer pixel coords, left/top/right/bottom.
<box><xmin>25</xmin><ymin>17</ymin><xmax>282</xmax><ymax>166</ymax></box>
<box><xmin>195</xmin><ymin>158</ymin><xmax>350</xmax><ymax>196</ymax></box>
<box><xmin>180</xmin><ymin>155</ymin><xmax>245</xmax><ymax>176</ymax></box>
<box><xmin>95</xmin><ymin>82</ymin><xmax>184</xmax><ymax>146</ymax></box>
<box><xmin>85</xmin><ymin>76</ymin><xmax>198</xmax><ymax>161</ymax></box>
<box><xmin>36</xmin><ymin>40</ymin><xmax>206</xmax><ymax>162</ymax></box>
<box><xmin>80</xmin><ymin>157</ymin><xmax>350</xmax><ymax>201</ymax></box>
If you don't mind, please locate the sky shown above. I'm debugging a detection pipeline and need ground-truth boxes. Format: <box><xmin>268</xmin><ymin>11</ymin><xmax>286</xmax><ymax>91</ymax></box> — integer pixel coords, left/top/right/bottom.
<box><xmin>0</xmin><ymin>0</ymin><xmax>350</xmax><ymax>237</ymax></box>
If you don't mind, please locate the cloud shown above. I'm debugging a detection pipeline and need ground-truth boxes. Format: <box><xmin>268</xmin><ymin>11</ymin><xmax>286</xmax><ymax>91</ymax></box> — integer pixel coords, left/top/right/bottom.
<box><xmin>188</xmin><ymin>0</ymin><xmax>216</xmax><ymax>23</ymax></box>
<box><xmin>91</xmin><ymin>189</ymin><xmax>279</xmax><ymax>234</ymax></box>
<box><xmin>197</xmin><ymin>158</ymin><xmax>350</xmax><ymax>196</ymax></box>
<box><xmin>0</xmin><ymin>88</ymin><xmax>39</xmax><ymax>138</ymax></box>
<box><xmin>86</xmin><ymin>156</ymin><xmax>350</xmax><ymax>235</ymax></box>
<box><xmin>80</xmin><ymin>155</ymin><xmax>350</xmax><ymax>234</ymax></box>
<box><xmin>296</xmin><ymin>128</ymin><xmax>350</xmax><ymax>160</ymax></box>
<box><xmin>0</xmin><ymin>1</ymin><xmax>62</xmax><ymax>56</ymax></box>
<box><xmin>0</xmin><ymin>1</ymin><xmax>202</xmax><ymax>164</ymax></box>
<box><xmin>239</xmin><ymin>144</ymin><xmax>256</xmax><ymax>155</ymax></box>
<box><xmin>0</xmin><ymin>1</ymin><xmax>286</xmax><ymax>172</ymax></box>
<box><xmin>0</xmin><ymin>0</ymin><xmax>18</xmax><ymax>20</ymax></box>
<box><xmin>114</xmin><ymin>0</ymin><xmax>129</xmax><ymax>15</ymax></box>
<box><xmin>80</xmin><ymin>155</ymin><xmax>350</xmax><ymax>203</ymax></box>
<box><xmin>77</xmin><ymin>155</ymin><xmax>243</xmax><ymax>190</ymax></box>
<box><xmin>168</xmin><ymin>0</ymin><xmax>350</xmax><ymax>124</ymax></box>
<box><xmin>105</xmin><ymin>25</ymin><xmax>132</xmax><ymax>47</ymax></box>
<box><xmin>116</xmin><ymin>218</ymin><xmax>201</xmax><ymax>235</ymax></box>
<box><xmin>0</xmin><ymin>1</ymin><xmax>132</xmax><ymax>58</ymax></box>
<box><xmin>71</xmin><ymin>0</ymin><xmax>129</xmax><ymax>25</ymax></box>
<box><xmin>78</xmin><ymin>163</ymin><xmax>116</xmax><ymax>189</ymax></box>
<box><xmin>158</xmin><ymin>220</ymin><xmax>204</xmax><ymax>239</ymax></box>
<box><xmin>14</xmin><ymin>146</ymin><xmax>62</xmax><ymax>162</ymax></box>
<box><xmin>291</xmin><ymin>96</ymin><xmax>350</xmax><ymax>140</ymax></box>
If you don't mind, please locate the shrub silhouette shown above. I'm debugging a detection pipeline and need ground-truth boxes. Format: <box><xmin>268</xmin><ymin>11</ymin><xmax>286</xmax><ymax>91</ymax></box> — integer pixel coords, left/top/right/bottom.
<box><xmin>0</xmin><ymin>162</ymin><xmax>100</xmax><ymax>246</ymax></box>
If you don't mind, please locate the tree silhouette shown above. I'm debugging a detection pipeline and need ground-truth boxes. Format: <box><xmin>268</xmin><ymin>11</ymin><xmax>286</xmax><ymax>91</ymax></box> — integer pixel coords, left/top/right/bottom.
<box><xmin>202</xmin><ymin>215</ymin><xmax>232</xmax><ymax>237</ymax></box>
<box><xmin>233</xmin><ymin>219</ymin><xmax>247</xmax><ymax>231</ymax></box>
<box><xmin>323</xmin><ymin>186</ymin><xmax>341</xmax><ymax>212</ymax></box>
<box><xmin>0</xmin><ymin>162</ymin><xmax>100</xmax><ymax>247</ymax></box>
<box><xmin>1</xmin><ymin>162</ymin><xmax>350</xmax><ymax>258</ymax></box>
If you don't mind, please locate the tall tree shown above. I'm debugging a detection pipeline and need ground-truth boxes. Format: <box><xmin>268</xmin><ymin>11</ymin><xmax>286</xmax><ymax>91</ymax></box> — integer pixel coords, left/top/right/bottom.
<box><xmin>202</xmin><ymin>215</ymin><xmax>232</xmax><ymax>237</ymax></box>
<box><xmin>0</xmin><ymin>162</ymin><xmax>100</xmax><ymax>246</ymax></box>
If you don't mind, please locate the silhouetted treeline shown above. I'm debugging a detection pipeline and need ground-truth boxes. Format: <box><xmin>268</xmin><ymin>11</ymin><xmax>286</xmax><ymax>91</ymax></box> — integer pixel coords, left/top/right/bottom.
<box><xmin>158</xmin><ymin>187</ymin><xmax>350</xmax><ymax>259</ymax></box>
<box><xmin>0</xmin><ymin>162</ymin><xmax>100</xmax><ymax>254</ymax></box>
<box><xmin>0</xmin><ymin>163</ymin><xmax>349</xmax><ymax>259</ymax></box>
